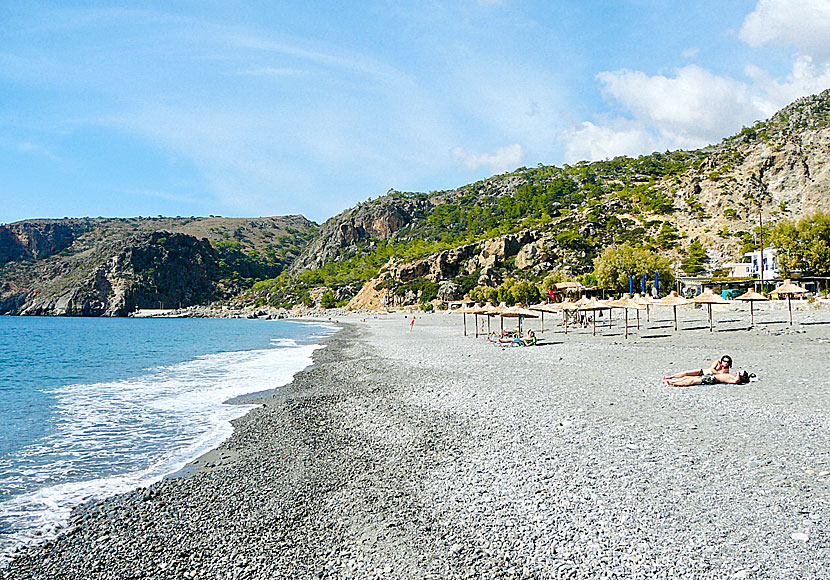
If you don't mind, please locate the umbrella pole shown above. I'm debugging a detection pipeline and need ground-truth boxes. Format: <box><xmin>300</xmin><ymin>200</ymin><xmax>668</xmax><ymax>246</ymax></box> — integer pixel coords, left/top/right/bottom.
<box><xmin>788</xmin><ymin>295</ymin><xmax>793</xmax><ymax>325</ymax></box>
<box><xmin>636</xmin><ymin>308</ymin><xmax>640</xmax><ymax>330</ymax></box>
<box><xmin>646</xmin><ymin>305</ymin><xmax>650</xmax><ymax>322</ymax></box>
<box><xmin>750</xmin><ymin>302</ymin><xmax>755</xmax><ymax>327</ymax></box>
<box><xmin>673</xmin><ymin>305</ymin><xmax>678</xmax><ymax>331</ymax></box>
<box><xmin>592</xmin><ymin>314</ymin><xmax>596</xmax><ymax>336</ymax></box>
<box><xmin>625</xmin><ymin>308</ymin><xmax>629</xmax><ymax>339</ymax></box>
<box><xmin>464</xmin><ymin>313</ymin><xmax>468</xmax><ymax>337</ymax></box>
<box><xmin>564</xmin><ymin>311</ymin><xmax>568</xmax><ymax>335</ymax></box>
<box><xmin>487</xmin><ymin>315</ymin><xmax>491</xmax><ymax>335</ymax></box>
<box><xmin>609</xmin><ymin>308</ymin><xmax>612</xmax><ymax>329</ymax></box>
<box><xmin>541</xmin><ymin>312</ymin><xmax>544</xmax><ymax>333</ymax></box>
<box><xmin>500</xmin><ymin>316</ymin><xmax>504</xmax><ymax>335</ymax></box>
<box><xmin>474</xmin><ymin>314</ymin><xmax>478</xmax><ymax>338</ymax></box>
<box><xmin>709</xmin><ymin>304</ymin><xmax>713</xmax><ymax>332</ymax></box>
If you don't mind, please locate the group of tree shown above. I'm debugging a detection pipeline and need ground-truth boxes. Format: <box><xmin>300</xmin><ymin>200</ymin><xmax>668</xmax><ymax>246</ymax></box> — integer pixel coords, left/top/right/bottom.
<box><xmin>770</xmin><ymin>210</ymin><xmax>830</xmax><ymax>277</ymax></box>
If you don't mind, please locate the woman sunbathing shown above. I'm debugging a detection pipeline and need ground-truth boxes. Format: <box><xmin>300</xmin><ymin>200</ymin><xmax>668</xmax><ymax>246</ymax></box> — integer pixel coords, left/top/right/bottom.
<box><xmin>662</xmin><ymin>355</ymin><xmax>732</xmax><ymax>382</ymax></box>
<box><xmin>663</xmin><ymin>370</ymin><xmax>753</xmax><ymax>387</ymax></box>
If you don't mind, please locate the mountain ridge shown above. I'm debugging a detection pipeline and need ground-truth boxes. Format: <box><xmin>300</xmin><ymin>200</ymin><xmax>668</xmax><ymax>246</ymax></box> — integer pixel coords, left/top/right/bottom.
<box><xmin>3</xmin><ymin>88</ymin><xmax>830</xmax><ymax>314</ymax></box>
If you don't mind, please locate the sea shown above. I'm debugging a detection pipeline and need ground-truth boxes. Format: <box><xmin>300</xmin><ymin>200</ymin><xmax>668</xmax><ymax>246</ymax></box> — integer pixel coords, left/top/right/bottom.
<box><xmin>0</xmin><ymin>316</ymin><xmax>337</xmax><ymax>565</ymax></box>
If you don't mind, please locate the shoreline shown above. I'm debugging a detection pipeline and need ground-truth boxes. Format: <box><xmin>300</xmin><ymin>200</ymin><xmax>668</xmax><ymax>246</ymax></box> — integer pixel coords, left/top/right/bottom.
<box><xmin>3</xmin><ymin>310</ymin><xmax>829</xmax><ymax>579</ymax></box>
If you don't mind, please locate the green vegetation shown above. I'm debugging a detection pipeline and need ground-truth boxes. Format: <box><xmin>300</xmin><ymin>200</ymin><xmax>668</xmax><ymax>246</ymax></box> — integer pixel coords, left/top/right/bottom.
<box><xmin>770</xmin><ymin>211</ymin><xmax>830</xmax><ymax>276</ymax></box>
<box><xmin>592</xmin><ymin>243</ymin><xmax>675</xmax><ymax>294</ymax></box>
<box><xmin>681</xmin><ymin>239</ymin><xmax>709</xmax><ymax>276</ymax></box>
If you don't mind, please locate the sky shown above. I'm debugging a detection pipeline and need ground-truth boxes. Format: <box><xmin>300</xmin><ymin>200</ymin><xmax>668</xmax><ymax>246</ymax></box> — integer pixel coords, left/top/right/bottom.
<box><xmin>3</xmin><ymin>0</ymin><xmax>830</xmax><ymax>224</ymax></box>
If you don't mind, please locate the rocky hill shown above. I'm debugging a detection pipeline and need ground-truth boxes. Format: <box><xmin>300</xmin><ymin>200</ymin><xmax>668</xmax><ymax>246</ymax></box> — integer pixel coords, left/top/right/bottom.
<box><xmin>4</xmin><ymin>89</ymin><xmax>830</xmax><ymax>315</ymax></box>
<box><xmin>244</xmin><ymin>88</ymin><xmax>830</xmax><ymax>309</ymax></box>
<box><xmin>0</xmin><ymin>216</ymin><xmax>317</xmax><ymax>315</ymax></box>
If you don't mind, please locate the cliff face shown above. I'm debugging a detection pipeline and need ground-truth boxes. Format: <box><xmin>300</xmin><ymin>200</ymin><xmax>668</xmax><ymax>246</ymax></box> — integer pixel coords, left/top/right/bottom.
<box><xmin>0</xmin><ymin>216</ymin><xmax>318</xmax><ymax>316</ymax></box>
<box><xmin>288</xmin><ymin>194</ymin><xmax>432</xmax><ymax>272</ymax></box>
<box><xmin>0</xmin><ymin>221</ymin><xmax>90</xmax><ymax>264</ymax></box>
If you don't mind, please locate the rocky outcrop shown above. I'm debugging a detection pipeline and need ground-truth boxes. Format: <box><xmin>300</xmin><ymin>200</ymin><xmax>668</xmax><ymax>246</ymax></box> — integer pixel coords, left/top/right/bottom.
<box><xmin>0</xmin><ymin>221</ymin><xmax>89</xmax><ymax>264</ymax></box>
<box><xmin>288</xmin><ymin>193</ymin><xmax>433</xmax><ymax>272</ymax></box>
<box><xmin>15</xmin><ymin>232</ymin><xmax>220</xmax><ymax>316</ymax></box>
<box><xmin>0</xmin><ymin>216</ymin><xmax>318</xmax><ymax>316</ymax></box>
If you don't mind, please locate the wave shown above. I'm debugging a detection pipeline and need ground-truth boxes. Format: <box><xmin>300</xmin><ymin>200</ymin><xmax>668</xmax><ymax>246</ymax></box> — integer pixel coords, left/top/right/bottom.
<box><xmin>0</xmin><ymin>338</ymin><xmax>325</xmax><ymax>566</ymax></box>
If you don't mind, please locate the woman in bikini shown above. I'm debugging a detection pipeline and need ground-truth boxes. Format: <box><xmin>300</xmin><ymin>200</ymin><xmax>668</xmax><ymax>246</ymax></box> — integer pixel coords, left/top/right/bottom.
<box><xmin>662</xmin><ymin>355</ymin><xmax>732</xmax><ymax>382</ymax></box>
<box><xmin>664</xmin><ymin>370</ymin><xmax>753</xmax><ymax>387</ymax></box>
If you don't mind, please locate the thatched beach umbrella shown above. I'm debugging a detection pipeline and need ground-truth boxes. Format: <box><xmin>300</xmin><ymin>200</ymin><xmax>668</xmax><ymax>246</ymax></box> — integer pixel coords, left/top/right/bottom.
<box><xmin>456</xmin><ymin>304</ymin><xmax>475</xmax><ymax>336</ymax></box>
<box><xmin>657</xmin><ymin>291</ymin><xmax>691</xmax><ymax>331</ymax></box>
<box><xmin>577</xmin><ymin>298</ymin><xmax>612</xmax><ymax>336</ymax></box>
<box><xmin>633</xmin><ymin>293</ymin><xmax>654</xmax><ymax>322</ymax></box>
<box><xmin>770</xmin><ymin>279</ymin><xmax>809</xmax><ymax>325</ymax></box>
<box><xmin>735</xmin><ymin>289</ymin><xmax>769</xmax><ymax>327</ymax></box>
<box><xmin>502</xmin><ymin>305</ymin><xmax>539</xmax><ymax>334</ymax></box>
<box><xmin>557</xmin><ymin>300</ymin><xmax>578</xmax><ymax>334</ymax></box>
<box><xmin>529</xmin><ymin>302</ymin><xmax>559</xmax><ymax>332</ymax></box>
<box><xmin>607</xmin><ymin>294</ymin><xmax>645</xmax><ymax>339</ymax></box>
<box><xmin>479</xmin><ymin>303</ymin><xmax>500</xmax><ymax>334</ymax></box>
<box><xmin>691</xmin><ymin>288</ymin><xmax>729</xmax><ymax>332</ymax></box>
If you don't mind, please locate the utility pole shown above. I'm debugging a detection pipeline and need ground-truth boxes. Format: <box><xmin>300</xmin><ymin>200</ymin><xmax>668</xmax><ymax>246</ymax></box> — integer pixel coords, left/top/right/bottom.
<box><xmin>750</xmin><ymin>173</ymin><xmax>768</xmax><ymax>292</ymax></box>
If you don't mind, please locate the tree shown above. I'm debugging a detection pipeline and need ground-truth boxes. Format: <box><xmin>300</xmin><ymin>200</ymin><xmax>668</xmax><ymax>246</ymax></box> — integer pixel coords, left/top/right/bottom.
<box><xmin>770</xmin><ymin>211</ymin><xmax>830</xmax><ymax>276</ymax></box>
<box><xmin>436</xmin><ymin>280</ymin><xmax>458</xmax><ymax>302</ymax></box>
<box><xmin>593</xmin><ymin>243</ymin><xmax>675</xmax><ymax>293</ymax></box>
<box><xmin>681</xmin><ymin>239</ymin><xmax>708</xmax><ymax>275</ymax></box>
<box><xmin>511</xmin><ymin>280</ymin><xmax>541</xmax><ymax>305</ymax></box>
<box><xmin>320</xmin><ymin>290</ymin><xmax>336</xmax><ymax>309</ymax></box>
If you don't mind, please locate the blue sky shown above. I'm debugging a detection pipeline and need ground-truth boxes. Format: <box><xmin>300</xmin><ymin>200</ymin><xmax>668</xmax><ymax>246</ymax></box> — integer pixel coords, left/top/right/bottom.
<box><xmin>3</xmin><ymin>1</ymin><xmax>830</xmax><ymax>224</ymax></box>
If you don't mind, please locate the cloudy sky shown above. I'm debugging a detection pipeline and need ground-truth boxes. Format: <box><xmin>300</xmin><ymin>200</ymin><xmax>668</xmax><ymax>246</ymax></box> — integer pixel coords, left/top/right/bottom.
<box><xmin>2</xmin><ymin>1</ymin><xmax>830</xmax><ymax>223</ymax></box>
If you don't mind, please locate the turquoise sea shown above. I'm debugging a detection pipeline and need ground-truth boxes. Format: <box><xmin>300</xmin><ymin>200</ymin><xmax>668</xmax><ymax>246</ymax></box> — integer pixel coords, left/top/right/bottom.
<box><xmin>0</xmin><ymin>316</ymin><xmax>336</xmax><ymax>564</ymax></box>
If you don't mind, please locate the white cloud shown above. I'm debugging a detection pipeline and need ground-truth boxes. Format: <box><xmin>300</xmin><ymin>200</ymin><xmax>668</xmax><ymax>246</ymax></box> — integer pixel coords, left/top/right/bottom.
<box><xmin>561</xmin><ymin>120</ymin><xmax>660</xmax><ymax>164</ymax></box>
<box><xmin>452</xmin><ymin>144</ymin><xmax>526</xmax><ymax>173</ymax></box>
<box><xmin>561</xmin><ymin>0</ymin><xmax>830</xmax><ymax>164</ymax></box>
<box><xmin>681</xmin><ymin>47</ymin><xmax>699</xmax><ymax>59</ymax></box>
<box><xmin>740</xmin><ymin>0</ymin><xmax>830</xmax><ymax>60</ymax></box>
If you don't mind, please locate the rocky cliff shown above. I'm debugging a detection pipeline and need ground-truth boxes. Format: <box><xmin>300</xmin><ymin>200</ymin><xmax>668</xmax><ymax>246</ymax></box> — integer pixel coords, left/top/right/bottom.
<box><xmin>0</xmin><ymin>216</ymin><xmax>317</xmax><ymax>315</ymax></box>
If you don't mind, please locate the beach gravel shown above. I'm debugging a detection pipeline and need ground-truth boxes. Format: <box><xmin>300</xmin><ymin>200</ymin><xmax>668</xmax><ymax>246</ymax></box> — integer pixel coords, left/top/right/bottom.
<box><xmin>3</xmin><ymin>305</ymin><xmax>829</xmax><ymax>579</ymax></box>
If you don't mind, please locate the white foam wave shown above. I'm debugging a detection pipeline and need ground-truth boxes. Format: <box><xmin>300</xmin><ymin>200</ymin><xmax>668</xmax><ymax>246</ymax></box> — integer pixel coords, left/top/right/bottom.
<box><xmin>0</xmin><ymin>340</ymin><xmax>323</xmax><ymax>566</ymax></box>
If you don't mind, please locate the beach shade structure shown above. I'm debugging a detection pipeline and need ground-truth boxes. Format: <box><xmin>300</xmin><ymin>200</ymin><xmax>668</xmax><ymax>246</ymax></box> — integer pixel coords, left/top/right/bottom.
<box><xmin>528</xmin><ymin>302</ymin><xmax>559</xmax><ymax>332</ymax></box>
<box><xmin>577</xmin><ymin>298</ymin><xmax>612</xmax><ymax>336</ymax></box>
<box><xmin>456</xmin><ymin>304</ymin><xmax>475</xmax><ymax>337</ymax></box>
<box><xmin>691</xmin><ymin>288</ymin><xmax>729</xmax><ymax>332</ymax></box>
<box><xmin>557</xmin><ymin>300</ymin><xmax>579</xmax><ymax>334</ymax></box>
<box><xmin>633</xmin><ymin>293</ymin><xmax>654</xmax><ymax>322</ymax></box>
<box><xmin>502</xmin><ymin>305</ymin><xmax>539</xmax><ymax>335</ymax></box>
<box><xmin>607</xmin><ymin>294</ymin><xmax>646</xmax><ymax>339</ymax></box>
<box><xmin>770</xmin><ymin>279</ymin><xmax>809</xmax><ymax>325</ymax></box>
<box><xmin>480</xmin><ymin>303</ymin><xmax>500</xmax><ymax>335</ymax></box>
<box><xmin>657</xmin><ymin>291</ymin><xmax>691</xmax><ymax>331</ymax></box>
<box><xmin>735</xmin><ymin>290</ymin><xmax>769</xmax><ymax>327</ymax></box>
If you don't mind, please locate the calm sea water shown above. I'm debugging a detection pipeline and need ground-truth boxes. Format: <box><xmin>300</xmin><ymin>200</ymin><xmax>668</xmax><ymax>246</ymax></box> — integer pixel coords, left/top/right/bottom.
<box><xmin>0</xmin><ymin>316</ymin><xmax>337</xmax><ymax>565</ymax></box>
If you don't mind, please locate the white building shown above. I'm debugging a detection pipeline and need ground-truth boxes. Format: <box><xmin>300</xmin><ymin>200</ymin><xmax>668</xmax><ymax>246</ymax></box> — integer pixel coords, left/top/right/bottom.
<box><xmin>743</xmin><ymin>248</ymin><xmax>781</xmax><ymax>279</ymax></box>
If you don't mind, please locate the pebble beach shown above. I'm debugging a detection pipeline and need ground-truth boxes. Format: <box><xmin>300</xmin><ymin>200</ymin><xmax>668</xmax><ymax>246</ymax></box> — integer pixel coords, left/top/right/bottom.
<box><xmin>3</xmin><ymin>302</ymin><xmax>829</xmax><ymax>579</ymax></box>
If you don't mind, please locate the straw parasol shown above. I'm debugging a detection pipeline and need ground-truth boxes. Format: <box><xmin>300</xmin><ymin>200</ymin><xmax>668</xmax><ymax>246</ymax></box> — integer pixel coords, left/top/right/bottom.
<box><xmin>735</xmin><ymin>289</ymin><xmax>769</xmax><ymax>326</ymax></box>
<box><xmin>633</xmin><ymin>293</ymin><xmax>654</xmax><ymax>321</ymax></box>
<box><xmin>657</xmin><ymin>291</ymin><xmax>691</xmax><ymax>331</ymax></box>
<box><xmin>577</xmin><ymin>297</ymin><xmax>612</xmax><ymax>336</ymax></box>
<box><xmin>456</xmin><ymin>304</ymin><xmax>476</xmax><ymax>336</ymax></box>
<box><xmin>474</xmin><ymin>303</ymin><xmax>497</xmax><ymax>335</ymax></box>
<box><xmin>556</xmin><ymin>300</ymin><xmax>578</xmax><ymax>334</ymax></box>
<box><xmin>502</xmin><ymin>304</ymin><xmax>539</xmax><ymax>334</ymax></box>
<box><xmin>528</xmin><ymin>302</ymin><xmax>559</xmax><ymax>332</ymax></box>
<box><xmin>606</xmin><ymin>294</ymin><xmax>645</xmax><ymax>339</ymax></box>
<box><xmin>770</xmin><ymin>279</ymin><xmax>809</xmax><ymax>325</ymax></box>
<box><xmin>691</xmin><ymin>288</ymin><xmax>729</xmax><ymax>332</ymax></box>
